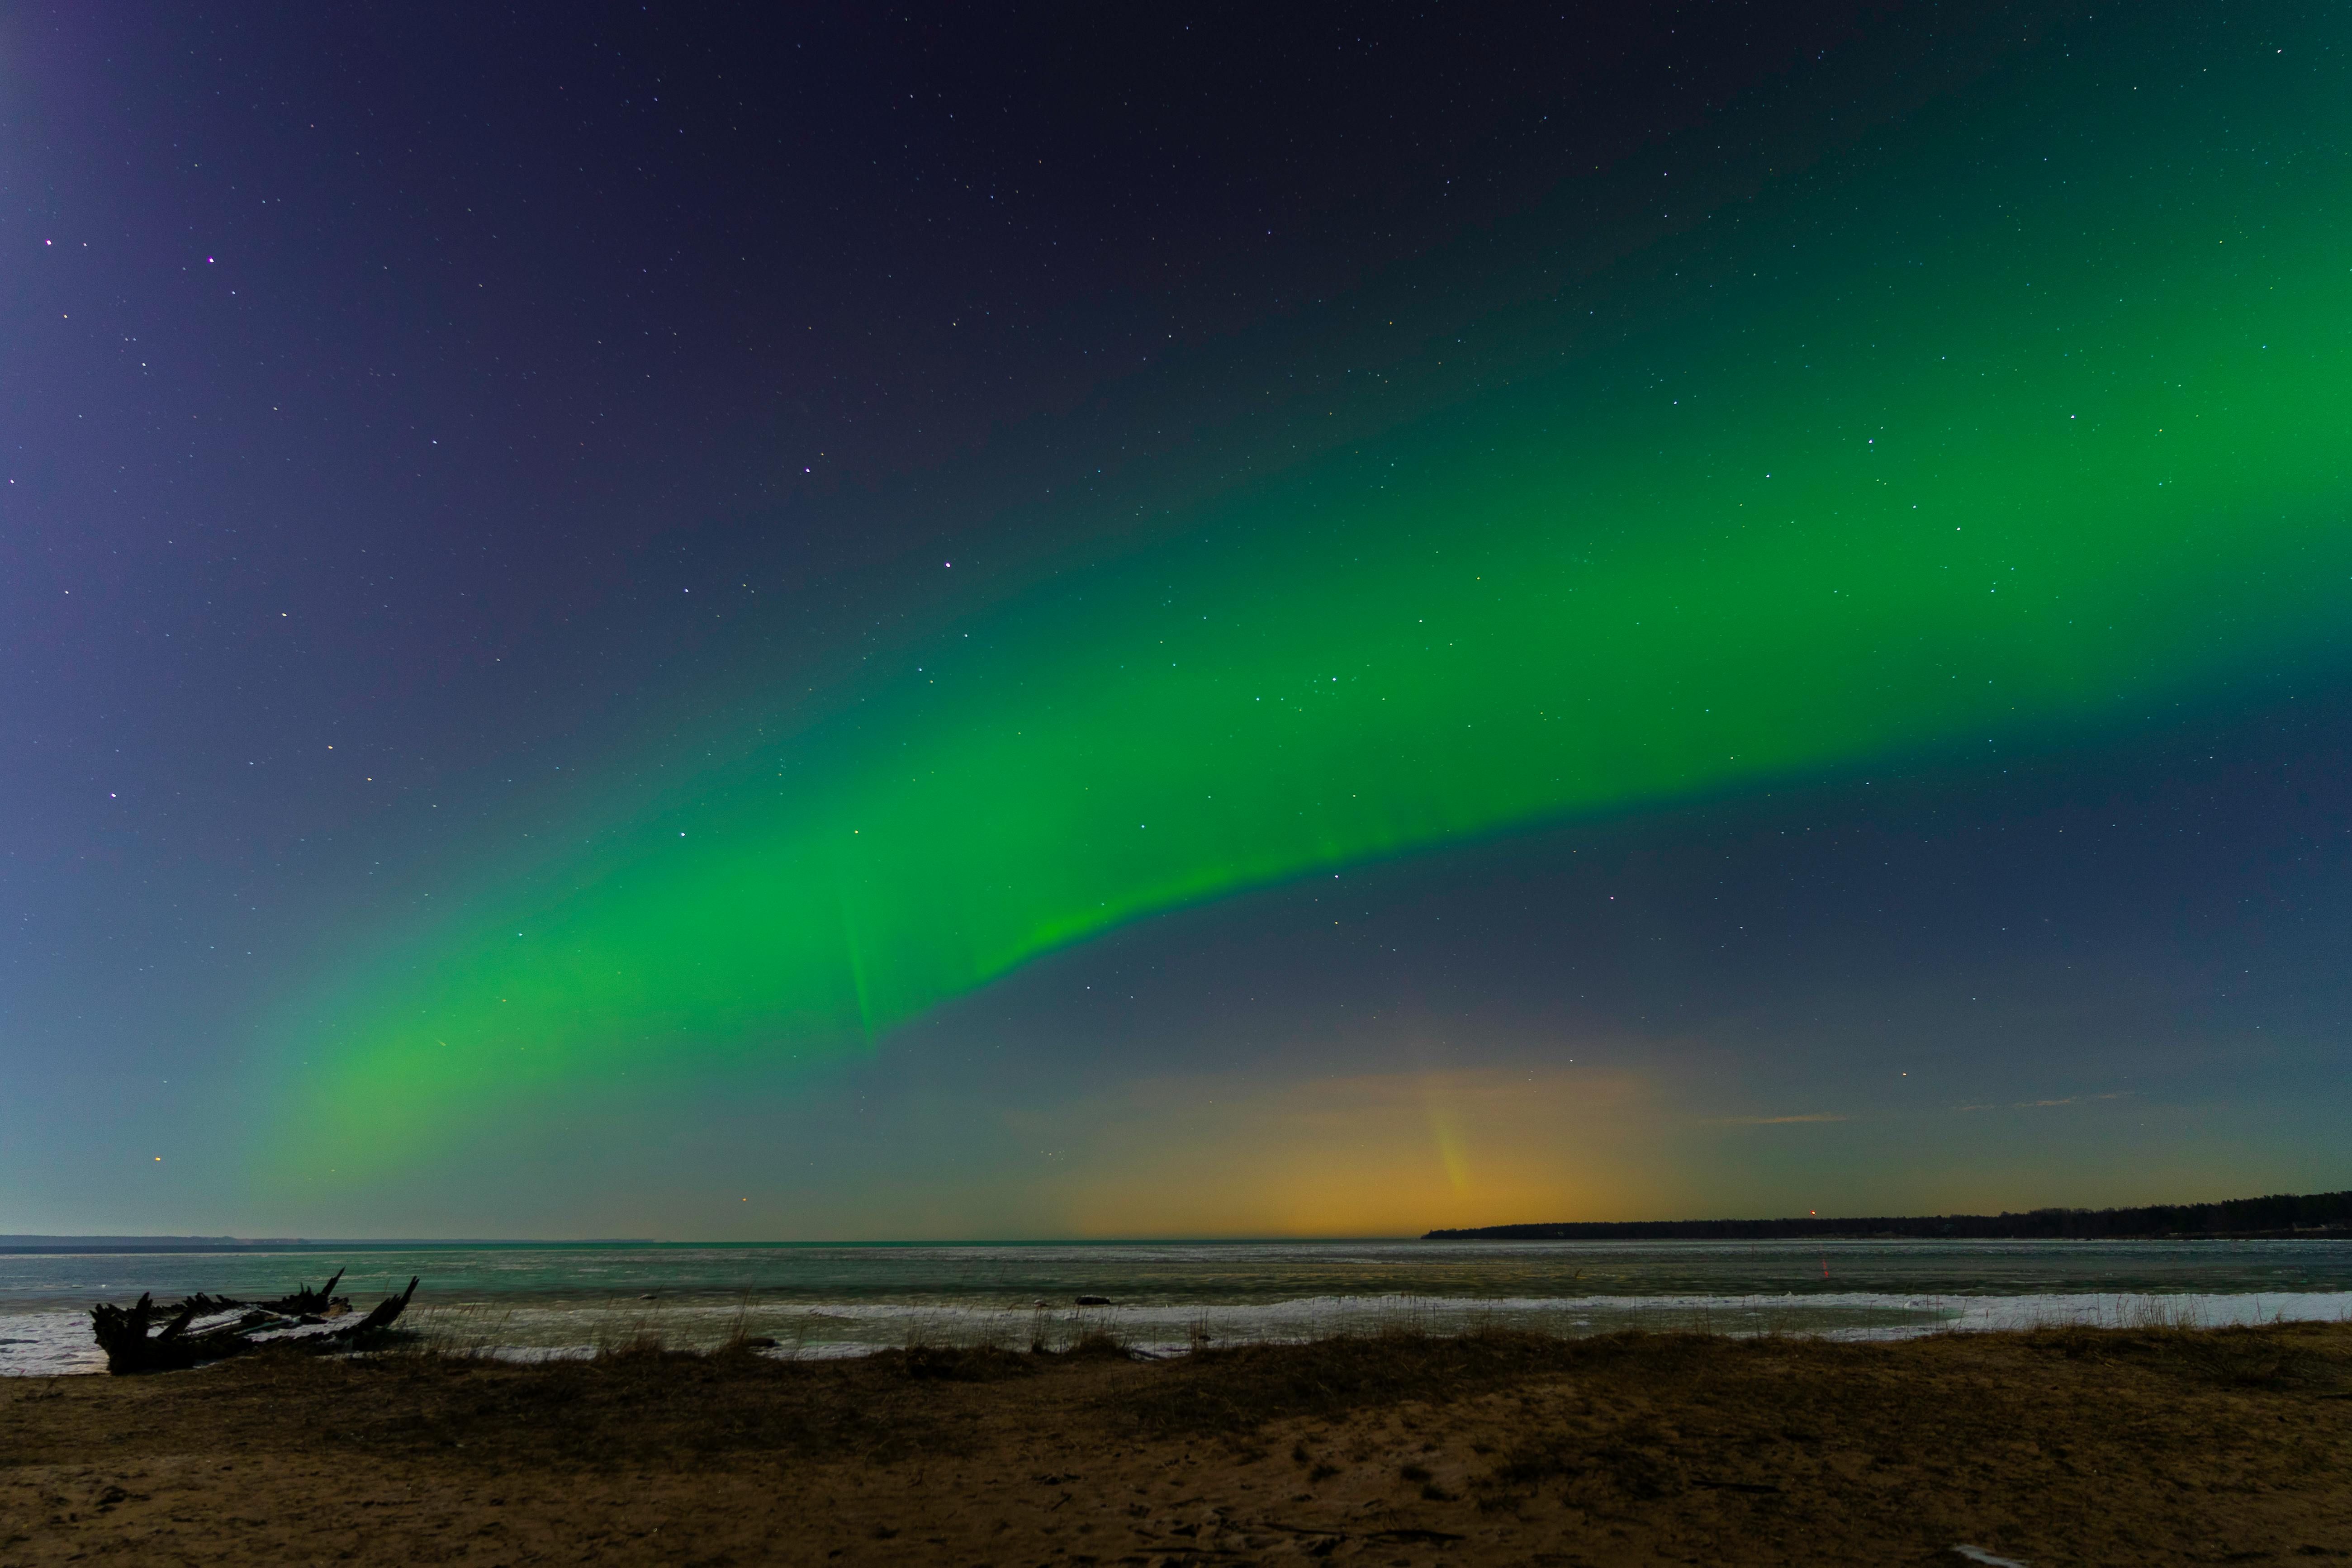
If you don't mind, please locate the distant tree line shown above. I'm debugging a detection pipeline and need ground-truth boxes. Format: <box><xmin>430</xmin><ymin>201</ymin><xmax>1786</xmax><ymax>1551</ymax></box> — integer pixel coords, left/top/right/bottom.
<box><xmin>1424</xmin><ymin>1189</ymin><xmax>2352</xmax><ymax>1241</ymax></box>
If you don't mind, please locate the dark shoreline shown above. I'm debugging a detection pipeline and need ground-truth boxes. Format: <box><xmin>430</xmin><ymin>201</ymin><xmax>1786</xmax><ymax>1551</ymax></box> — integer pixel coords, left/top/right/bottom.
<box><xmin>7</xmin><ymin>1322</ymin><xmax>2347</xmax><ymax>1566</ymax></box>
<box><xmin>11</xmin><ymin>1192</ymin><xmax>2349</xmax><ymax>1254</ymax></box>
<box><xmin>1426</xmin><ymin>1189</ymin><xmax>2352</xmax><ymax>1242</ymax></box>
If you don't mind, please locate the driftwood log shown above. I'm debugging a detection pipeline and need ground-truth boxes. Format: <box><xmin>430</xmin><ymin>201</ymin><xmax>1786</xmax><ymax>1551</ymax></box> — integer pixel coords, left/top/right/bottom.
<box><xmin>90</xmin><ymin>1272</ymin><xmax>419</xmax><ymax>1374</ymax></box>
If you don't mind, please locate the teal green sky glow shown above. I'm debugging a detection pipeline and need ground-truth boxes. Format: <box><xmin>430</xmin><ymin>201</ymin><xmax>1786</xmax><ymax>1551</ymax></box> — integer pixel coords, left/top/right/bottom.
<box><xmin>274</xmin><ymin>30</ymin><xmax>2352</xmax><ymax>1172</ymax></box>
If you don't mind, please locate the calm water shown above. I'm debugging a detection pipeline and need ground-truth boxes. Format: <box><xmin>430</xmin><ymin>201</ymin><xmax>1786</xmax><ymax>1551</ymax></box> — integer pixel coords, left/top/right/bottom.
<box><xmin>5</xmin><ymin>1237</ymin><xmax>2346</xmax><ymax>1375</ymax></box>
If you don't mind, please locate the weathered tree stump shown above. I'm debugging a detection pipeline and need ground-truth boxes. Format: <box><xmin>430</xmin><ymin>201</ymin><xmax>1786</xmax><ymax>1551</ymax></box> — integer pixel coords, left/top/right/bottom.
<box><xmin>90</xmin><ymin>1274</ymin><xmax>419</xmax><ymax>1374</ymax></box>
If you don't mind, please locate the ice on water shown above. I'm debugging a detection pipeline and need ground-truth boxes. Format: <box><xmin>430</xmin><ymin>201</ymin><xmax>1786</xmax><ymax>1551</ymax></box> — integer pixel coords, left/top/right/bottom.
<box><xmin>5</xmin><ymin>1238</ymin><xmax>2345</xmax><ymax>1374</ymax></box>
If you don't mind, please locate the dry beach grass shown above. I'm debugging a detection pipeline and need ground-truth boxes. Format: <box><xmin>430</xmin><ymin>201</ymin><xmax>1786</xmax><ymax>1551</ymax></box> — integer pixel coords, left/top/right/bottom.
<box><xmin>3</xmin><ymin>1321</ymin><xmax>2349</xmax><ymax>1565</ymax></box>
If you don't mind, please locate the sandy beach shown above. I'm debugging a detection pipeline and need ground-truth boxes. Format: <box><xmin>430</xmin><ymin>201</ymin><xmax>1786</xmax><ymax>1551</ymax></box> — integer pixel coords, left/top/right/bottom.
<box><xmin>3</xmin><ymin>1321</ymin><xmax>2347</xmax><ymax>1565</ymax></box>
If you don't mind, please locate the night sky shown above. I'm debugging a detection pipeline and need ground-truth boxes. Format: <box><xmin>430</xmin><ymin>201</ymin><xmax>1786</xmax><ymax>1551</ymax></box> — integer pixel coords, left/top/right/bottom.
<box><xmin>6</xmin><ymin>3</ymin><xmax>2348</xmax><ymax>1240</ymax></box>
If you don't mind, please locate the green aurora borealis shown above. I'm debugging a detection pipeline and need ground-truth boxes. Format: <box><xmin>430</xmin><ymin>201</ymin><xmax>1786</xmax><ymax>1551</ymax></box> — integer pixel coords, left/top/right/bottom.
<box><xmin>274</xmin><ymin>12</ymin><xmax>2352</xmax><ymax>1176</ymax></box>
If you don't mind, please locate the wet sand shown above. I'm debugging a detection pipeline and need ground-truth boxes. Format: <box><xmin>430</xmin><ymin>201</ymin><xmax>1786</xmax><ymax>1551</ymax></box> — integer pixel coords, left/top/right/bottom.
<box><xmin>3</xmin><ymin>1322</ymin><xmax>2347</xmax><ymax>1565</ymax></box>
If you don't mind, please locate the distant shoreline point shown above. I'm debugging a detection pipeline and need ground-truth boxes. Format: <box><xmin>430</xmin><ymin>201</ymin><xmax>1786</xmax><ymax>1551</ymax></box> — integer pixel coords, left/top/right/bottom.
<box><xmin>1425</xmin><ymin>1189</ymin><xmax>2352</xmax><ymax>1242</ymax></box>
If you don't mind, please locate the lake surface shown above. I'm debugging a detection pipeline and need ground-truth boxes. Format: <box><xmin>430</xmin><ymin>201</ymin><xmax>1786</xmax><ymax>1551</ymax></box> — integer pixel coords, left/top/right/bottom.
<box><xmin>5</xmin><ymin>1237</ymin><xmax>2346</xmax><ymax>1375</ymax></box>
